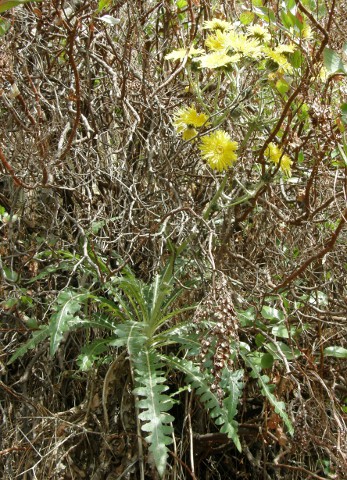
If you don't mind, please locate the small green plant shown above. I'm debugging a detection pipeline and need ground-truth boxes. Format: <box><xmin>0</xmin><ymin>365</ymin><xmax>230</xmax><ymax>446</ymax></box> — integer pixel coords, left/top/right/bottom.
<box><xmin>9</xmin><ymin>249</ymin><xmax>247</xmax><ymax>477</ymax></box>
<box><xmin>9</xmin><ymin>245</ymin><xmax>298</xmax><ymax>476</ymax></box>
<box><xmin>0</xmin><ymin>0</ymin><xmax>42</xmax><ymax>14</ymax></box>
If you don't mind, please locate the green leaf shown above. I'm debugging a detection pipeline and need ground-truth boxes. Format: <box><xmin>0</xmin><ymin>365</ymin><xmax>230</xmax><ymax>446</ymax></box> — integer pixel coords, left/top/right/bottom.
<box><xmin>323</xmin><ymin>346</ymin><xmax>347</xmax><ymax>358</ymax></box>
<box><xmin>255</xmin><ymin>333</ymin><xmax>266</xmax><ymax>347</ymax></box>
<box><xmin>271</xmin><ymin>324</ymin><xmax>295</xmax><ymax>338</ymax></box>
<box><xmin>91</xmin><ymin>220</ymin><xmax>106</xmax><ymax>234</ymax></box>
<box><xmin>253</xmin><ymin>6</ymin><xmax>276</xmax><ymax>23</ymax></box>
<box><xmin>77</xmin><ymin>338</ymin><xmax>112</xmax><ymax>371</ymax></box>
<box><xmin>219</xmin><ymin>368</ymin><xmax>244</xmax><ymax>450</ymax></box>
<box><xmin>341</xmin><ymin>104</ymin><xmax>347</xmax><ymax>125</ymax></box>
<box><xmin>133</xmin><ymin>349</ymin><xmax>174</xmax><ymax>478</ymax></box>
<box><xmin>265</xmin><ymin>341</ymin><xmax>301</xmax><ymax>360</ymax></box>
<box><xmin>167</xmin><ymin>356</ymin><xmax>243</xmax><ymax>451</ymax></box>
<box><xmin>2</xmin><ymin>265</ymin><xmax>19</xmax><ymax>283</ymax></box>
<box><xmin>49</xmin><ymin>290</ymin><xmax>90</xmax><ymax>355</ymax></box>
<box><xmin>261</xmin><ymin>352</ymin><xmax>274</xmax><ymax>369</ymax></box>
<box><xmin>113</xmin><ymin>321</ymin><xmax>148</xmax><ymax>354</ymax></box>
<box><xmin>148</xmin><ymin>270</ymin><xmax>172</xmax><ymax>329</ymax></box>
<box><xmin>97</xmin><ymin>0</ymin><xmax>111</xmax><ymax>12</ymax></box>
<box><xmin>239</xmin><ymin>11</ymin><xmax>255</xmax><ymax>25</ymax></box>
<box><xmin>112</xmin><ymin>267</ymin><xmax>150</xmax><ymax>323</ymax></box>
<box><xmin>237</xmin><ymin>307</ymin><xmax>256</xmax><ymax>327</ymax></box>
<box><xmin>261</xmin><ymin>306</ymin><xmax>284</xmax><ymax>322</ymax></box>
<box><xmin>323</xmin><ymin>48</ymin><xmax>347</xmax><ymax>75</ymax></box>
<box><xmin>276</xmin><ymin>79</ymin><xmax>289</xmax><ymax>94</ymax></box>
<box><xmin>0</xmin><ymin>0</ymin><xmax>42</xmax><ymax>13</ymax></box>
<box><xmin>2</xmin><ymin>297</ymin><xmax>19</xmax><ymax>308</ymax></box>
<box><xmin>242</xmin><ymin>353</ymin><xmax>294</xmax><ymax>435</ymax></box>
<box><xmin>176</xmin><ymin>0</ymin><xmax>187</xmax><ymax>9</ymax></box>
<box><xmin>309</xmin><ymin>290</ymin><xmax>328</xmax><ymax>307</ymax></box>
<box><xmin>0</xmin><ymin>17</ymin><xmax>10</xmax><ymax>35</ymax></box>
<box><xmin>338</xmin><ymin>143</ymin><xmax>347</xmax><ymax>165</ymax></box>
<box><xmin>281</xmin><ymin>11</ymin><xmax>294</xmax><ymax>29</ymax></box>
<box><xmin>7</xmin><ymin>326</ymin><xmax>49</xmax><ymax>364</ymax></box>
<box><xmin>290</xmin><ymin>50</ymin><xmax>303</xmax><ymax>68</ymax></box>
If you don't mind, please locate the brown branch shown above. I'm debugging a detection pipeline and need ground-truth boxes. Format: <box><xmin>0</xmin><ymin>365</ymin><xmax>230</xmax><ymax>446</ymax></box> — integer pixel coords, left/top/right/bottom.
<box><xmin>272</xmin><ymin>463</ymin><xmax>329</xmax><ymax>480</ymax></box>
<box><xmin>0</xmin><ymin>146</ymin><xmax>37</xmax><ymax>190</ymax></box>
<box><xmin>295</xmin><ymin>0</ymin><xmax>331</xmax><ymax>63</ymax></box>
<box><xmin>0</xmin><ymin>446</ymin><xmax>30</xmax><ymax>456</ymax></box>
<box><xmin>59</xmin><ymin>25</ymin><xmax>81</xmax><ymax>161</ymax></box>
<box><xmin>25</xmin><ymin>68</ymin><xmax>49</xmax><ymax>185</ymax></box>
<box><xmin>289</xmin><ymin>191</ymin><xmax>344</xmax><ymax>225</ymax></box>
<box><xmin>295</xmin><ymin>0</ymin><xmax>329</xmax><ymax>45</ymax></box>
<box><xmin>273</xmin><ymin>208</ymin><xmax>347</xmax><ymax>291</ymax></box>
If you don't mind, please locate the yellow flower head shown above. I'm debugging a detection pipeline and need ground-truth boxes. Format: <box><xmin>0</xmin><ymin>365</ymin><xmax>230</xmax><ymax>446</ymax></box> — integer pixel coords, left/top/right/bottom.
<box><xmin>205</xmin><ymin>30</ymin><xmax>233</xmax><ymax>51</ymax></box>
<box><xmin>199</xmin><ymin>130</ymin><xmax>238</xmax><ymax>171</ymax></box>
<box><xmin>319</xmin><ymin>66</ymin><xmax>329</xmax><ymax>82</ymax></box>
<box><xmin>274</xmin><ymin>44</ymin><xmax>296</xmax><ymax>54</ymax></box>
<box><xmin>165</xmin><ymin>46</ymin><xmax>205</xmax><ymax>61</ymax></box>
<box><xmin>301</xmin><ymin>25</ymin><xmax>312</xmax><ymax>39</ymax></box>
<box><xmin>265</xmin><ymin>142</ymin><xmax>281</xmax><ymax>162</ymax></box>
<box><xmin>228</xmin><ymin>32</ymin><xmax>262</xmax><ymax>58</ymax></box>
<box><xmin>196</xmin><ymin>52</ymin><xmax>240</xmax><ymax>69</ymax></box>
<box><xmin>265</xmin><ymin>142</ymin><xmax>293</xmax><ymax>176</ymax></box>
<box><xmin>279</xmin><ymin>154</ymin><xmax>293</xmax><ymax>176</ymax></box>
<box><xmin>203</xmin><ymin>18</ymin><xmax>233</xmax><ymax>31</ymax></box>
<box><xmin>173</xmin><ymin>106</ymin><xmax>209</xmax><ymax>134</ymax></box>
<box><xmin>263</xmin><ymin>47</ymin><xmax>293</xmax><ymax>73</ymax></box>
<box><xmin>182</xmin><ymin>127</ymin><xmax>198</xmax><ymax>141</ymax></box>
<box><xmin>247</xmin><ymin>24</ymin><xmax>271</xmax><ymax>43</ymax></box>
<box><xmin>205</xmin><ymin>30</ymin><xmax>261</xmax><ymax>59</ymax></box>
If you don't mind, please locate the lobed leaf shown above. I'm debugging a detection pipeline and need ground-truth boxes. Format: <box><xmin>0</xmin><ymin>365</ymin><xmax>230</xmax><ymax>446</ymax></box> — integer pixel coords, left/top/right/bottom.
<box><xmin>166</xmin><ymin>356</ymin><xmax>243</xmax><ymax>451</ymax></box>
<box><xmin>49</xmin><ymin>289</ymin><xmax>90</xmax><ymax>355</ymax></box>
<box><xmin>242</xmin><ymin>353</ymin><xmax>294</xmax><ymax>435</ymax></box>
<box><xmin>133</xmin><ymin>348</ymin><xmax>174</xmax><ymax>478</ymax></box>
<box><xmin>7</xmin><ymin>326</ymin><xmax>49</xmax><ymax>364</ymax></box>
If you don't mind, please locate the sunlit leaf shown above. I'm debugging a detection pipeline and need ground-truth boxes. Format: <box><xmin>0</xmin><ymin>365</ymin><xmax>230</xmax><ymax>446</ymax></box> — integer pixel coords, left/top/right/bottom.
<box><xmin>261</xmin><ymin>306</ymin><xmax>285</xmax><ymax>322</ymax></box>
<box><xmin>323</xmin><ymin>346</ymin><xmax>347</xmax><ymax>358</ymax></box>
<box><xmin>0</xmin><ymin>0</ymin><xmax>42</xmax><ymax>13</ymax></box>
<box><xmin>323</xmin><ymin>48</ymin><xmax>347</xmax><ymax>75</ymax></box>
<box><xmin>99</xmin><ymin>14</ymin><xmax>120</xmax><ymax>26</ymax></box>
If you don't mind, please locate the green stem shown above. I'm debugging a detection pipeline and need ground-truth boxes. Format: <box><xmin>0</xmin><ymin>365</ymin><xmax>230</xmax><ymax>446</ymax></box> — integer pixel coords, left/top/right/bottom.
<box><xmin>222</xmin><ymin>179</ymin><xmax>266</xmax><ymax>209</ymax></box>
<box><xmin>187</xmin><ymin>67</ymin><xmax>213</xmax><ymax>115</ymax></box>
<box><xmin>212</xmin><ymin>71</ymin><xmax>221</xmax><ymax>113</ymax></box>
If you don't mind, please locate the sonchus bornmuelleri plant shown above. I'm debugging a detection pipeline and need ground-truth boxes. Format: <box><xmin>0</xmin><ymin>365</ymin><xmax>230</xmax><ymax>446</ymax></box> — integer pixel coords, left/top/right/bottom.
<box><xmin>8</xmin><ymin>248</ymin><xmax>246</xmax><ymax>477</ymax></box>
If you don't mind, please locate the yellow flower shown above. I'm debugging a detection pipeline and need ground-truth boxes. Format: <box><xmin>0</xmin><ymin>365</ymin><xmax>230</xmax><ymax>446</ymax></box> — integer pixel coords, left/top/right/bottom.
<box><xmin>182</xmin><ymin>127</ymin><xmax>198</xmax><ymax>141</ymax></box>
<box><xmin>247</xmin><ymin>24</ymin><xmax>271</xmax><ymax>43</ymax></box>
<box><xmin>265</xmin><ymin>142</ymin><xmax>281</xmax><ymax>162</ymax></box>
<box><xmin>279</xmin><ymin>154</ymin><xmax>293</xmax><ymax>176</ymax></box>
<box><xmin>301</xmin><ymin>25</ymin><xmax>312</xmax><ymax>39</ymax></box>
<box><xmin>228</xmin><ymin>33</ymin><xmax>262</xmax><ymax>58</ymax></box>
<box><xmin>265</xmin><ymin>142</ymin><xmax>293</xmax><ymax>176</ymax></box>
<box><xmin>165</xmin><ymin>46</ymin><xmax>205</xmax><ymax>61</ymax></box>
<box><xmin>319</xmin><ymin>66</ymin><xmax>328</xmax><ymax>82</ymax></box>
<box><xmin>205</xmin><ymin>30</ymin><xmax>232</xmax><ymax>51</ymax></box>
<box><xmin>203</xmin><ymin>18</ymin><xmax>233</xmax><ymax>31</ymax></box>
<box><xmin>199</xmin><ymin>130</ymin><xmax>238</xmax><ymax>171</ymax></box>
<box><xmin>173</xmin><ymin>106</ymin><xmax>209</xmax><ymax>134</ymax></box>
<box><xmin>263</xmin><ymin>47</ymin><xmax>293</xmax><ymax>73</ymax></box>
<box><xmin>205</xmin><ymin>30</ymin><xmax>261</xmax><ymax>59</ymax></box>
<box><xmin>274</xmin><ymin>44</ymin><xmax>296</xmax><ymax>54</ymax></box>
<box><xmin>196</xmin><ymin>52</ymin><xmax>240</xmax><ymax>69</ymax></box>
